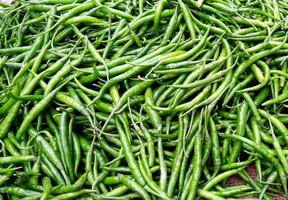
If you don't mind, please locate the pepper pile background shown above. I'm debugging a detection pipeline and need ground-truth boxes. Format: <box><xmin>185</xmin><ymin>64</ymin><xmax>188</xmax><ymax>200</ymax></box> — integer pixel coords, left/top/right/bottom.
<box><xmin>0</xmin><ymin>0</ymin><xmax>288</xmax><ymax>199</ymax></box>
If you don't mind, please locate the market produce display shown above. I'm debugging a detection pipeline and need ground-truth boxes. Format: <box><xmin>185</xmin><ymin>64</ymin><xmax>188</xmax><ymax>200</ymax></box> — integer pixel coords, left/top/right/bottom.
<box><xmin>0</xmin><ymin>0</ymin><xmax>288</xmax><ymax>199</ymax></box>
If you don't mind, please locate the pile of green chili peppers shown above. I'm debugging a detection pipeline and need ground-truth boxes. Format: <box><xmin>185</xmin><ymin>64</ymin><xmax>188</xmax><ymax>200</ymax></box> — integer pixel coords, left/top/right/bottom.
<box><xmin>1</xmin><ymin>0</ymin><xmax>288</xmax><ymax>199</ymax></box>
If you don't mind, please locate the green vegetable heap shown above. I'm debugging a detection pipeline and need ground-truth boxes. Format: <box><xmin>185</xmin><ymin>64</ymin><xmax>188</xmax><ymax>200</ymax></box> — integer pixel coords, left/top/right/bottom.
<box><xmin>0</xmin><ymin>0</ymin><xmax>288</xmax><ymax>199</ymax></box>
